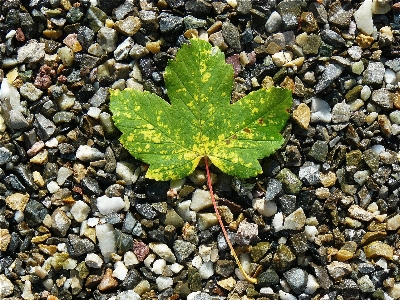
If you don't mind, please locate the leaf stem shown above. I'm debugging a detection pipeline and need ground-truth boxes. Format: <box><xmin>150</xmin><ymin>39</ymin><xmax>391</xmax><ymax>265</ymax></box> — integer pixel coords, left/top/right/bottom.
<box><xmin>204</xmin><ymin>157</ymin><xmax>258</xmax><ymax>284</ymax></box>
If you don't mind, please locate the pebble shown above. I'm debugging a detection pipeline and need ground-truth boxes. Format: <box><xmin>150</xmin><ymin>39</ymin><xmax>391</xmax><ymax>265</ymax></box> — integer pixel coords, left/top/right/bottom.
<box><xmin>331</xmin><ymin>102</ymin><xmax>351</xmax><ymax>123</ymax></box>
<box><xmin>284</xmin><ymin>268</ymin><xmax>308</xmax><ymax>295</ymax></box>
<box><xmin>310</xmin><ymin>97</ymin><xmax>332</xmax><ymax>123</ymax></box>
<box><xmin>0</xmin><ymin>273</ymin><xmax>14</xmax><ymax>298</ymax></box>
<box><xmin>197</xmin><ymin>213</ymin><xmax>218</xmax><ymax>230</ymax></box>
<box><xmin>265</xmin><ymin>11</ymin><xmax>282</xmax><ymax>33</ymax></box>
<box><xmin>113</xmin><ymin>261</ymin><xmax>128</xmax><ymax>280</ymax></box>
<box><xmin>70</xmin><ymin>200</ymin><xmax>91</xmax><ymax>222</ymax></box>
<box><xmin>190</xmin><ymin>189</ymin><xmax>212</xmax><ymax>211</ymax></box>
<box><xmin>97</xmin><ymin>195</ymin><xmax>125</xmax><ymax>215</ymax></box>
<box><xmin>315</xmin><ymin>64</ymin><xmax>344</xmax><ymax>93</ymax></box>
<box><xmin>85</xmin><ymin>253</ymin><xmax>103</xmax><ymax>268</ymax></box>
<box><xmin>354</xmin><ymin>0</ymin><xmax>374</xmax><ymax>35</ymax></box>
<box><xmin>96</xmin><ymin>223</ymin><xmax>117</xmax><ymax>262</ymax></box>
<box><xmin>292</xmin><ymin>103</ymin><xmax>310</xmax><ymax>129</ymax></box>
<box><xmin>149</xmin><ymin>243</ymin><xmax>176</xmax><ymax>263</ymax></box>
<box><xmin>98</xmin><ymin>268</ymin><xmax>118</xmax><ymax>291</ymax></box>
<box><xmin>114</xmin><ymin>16</ymin><xmax>141</xmax><ymax>36</ymax></box>
<box><xmin>283</xmin><ymin>208</ymin><xmax>306</xmax><ymax>230</ymax></box>
<box><xmin>371</xmin><ymin>88</ymin><xmax>394</xmax><ymax>110</ymax></box>
<box><xmin>363</xmin><ymin>62</ymin><xmax>385</xmax><ymax>86</ymax></box>
<box><xmin>6</xmin><ymin>192</ymin><xmax>29</xmax><ymax>211</ymax></box>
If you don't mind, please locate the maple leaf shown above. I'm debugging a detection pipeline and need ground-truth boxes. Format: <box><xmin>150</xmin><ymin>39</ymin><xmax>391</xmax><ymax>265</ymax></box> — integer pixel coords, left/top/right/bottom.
<box><xmin>110</xmin><ymin>39</ymin><xmax>292</xmax><ymax>181</ymax></box>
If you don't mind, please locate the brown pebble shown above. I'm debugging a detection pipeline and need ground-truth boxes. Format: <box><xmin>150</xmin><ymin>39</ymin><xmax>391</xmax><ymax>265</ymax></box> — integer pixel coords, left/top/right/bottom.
<box><xmin>97</xmin><ymin>269</ymin><xmax>118</xmax><ymax>291</ymax></box>
<box><xmin>133</xmin><ymin>241</ymin><xmax>149</xmax><ymax>261</ymax></box>
<box><xmin>292</xmin><ymin>103</ymin><xmax>310</xmax><ymax>130</ymax></box>
<box><xmin>15</xmin><ymin>28</ymin><xmax>25</xmax><ymax>42</ymax></box>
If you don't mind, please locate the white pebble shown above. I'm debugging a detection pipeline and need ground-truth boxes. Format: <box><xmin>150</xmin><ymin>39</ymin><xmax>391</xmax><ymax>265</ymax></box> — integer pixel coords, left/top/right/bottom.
<box><xmin>149</xmin><ymin>243</ymin><xmax>176</xmax><ymax>263</ymax></box>
<box><xmin>21</xmin><ymin>280</ymin><xmax>34</xmax><ymax>300</ymax></box>
<box><xmin>116</xmin><ymin>162</ymin><xmax>140</xmax><ymax>185</ymax></box>
<box><xmin>144</xmin><ymin>253</ymin><xmax>156</xmax><ymax>268</ymax></box>
<box><xmin>190</xmin><ymin>189</ymin><xmax>212</xmax><ymax>211</ymax></box>
<box><xmin>385</xmin><ymin>68</ymin><xmax>397</xmax><ymax>84</ymax></box>
<box><xmin>87</xmin><ymin>107</ymin><xmax>102</xmax><ymax>119</ymax></box>
<box><xmin>116</xmin><ymin>290</ymin><xmax>141</xmax><ymax>300</ymax></box>
<box><xmin>47</xmin><ymin>181</ymin><xmax>60</xmax><ymax>193</ymax></box>
<box><xmin>354</xmin><ymin>0</ymin><xmax>374</xmax><ymax>35</ymax></box>
<box><xmin>57</xmin><ymin>167</ymin><xmax>73</xmax><ymax>186</ymax></box>
<box><xmin>279</xmin><ymin>290</ymin><xmax>297</xmax><ymax>300</ymax></box>
<box><xmin>198</xmin><ymin>261</ymin><xmax>214</xmax><ymax>279</ymax></box>
<box><xmin>199</xmin><ymin>244</ymin><xmax>212</xmax><ymax>262</ymax></box>
<box><xmin>14</xmin><ymin>210</ymin><xmax>24</xmax><ymax>223</ymax></box>
<box><xmin>0</xmin><ymin>274</ymin><xmax>14</xmax><ymax>298</ymax></box>
<box><xmin>272</xmin><ymin>212</ymin><xmax>284</xmax><ymax>232</ymax></box>
<box><xmin>305</xmin><ymin>274</ymin><xmax>320</xmax><ymax>294</ymax></box>
<box><xmin>45</xmin><ymin>138</ymin><xmax>58</xmax><ymax>148</ymax></box>
<box><xmin>151</xmin><ymin>259</ymin><xmax>166</xmax><ymax>275</ymax></box>
<box><xmin>390</xmin><ymin>111</ymin><xmax>400</xmax><ymax>125</ymax></box>
<box><xmin>170</xmin><ymin>263</ymin><xmax>184</xmax><ymax>273</ymax></box>
<box><xmin>371</xmin><ymin>144</ymin><xmax>385</xmax><ymax>154</ymax></box>
<box><xmin>96</xmin><ymin>223</ymin><xmax>116</xmax><ymax>262</ymax></box>
<box><xmin>71</xmin><ymin>200</ymin><xmax>91</xmax><ymax>222</ymax></box>
<box><xmin>192</xmin><ymin>255</ymin><xmax>202</xmax><ymax>269</ymax></box>
<box><xmin>85</xmin><ymin>253</ymin><xmax>103</xmax><ymax>268</ymax></box>
<box><xmin>283</xmin><ymin>208</ymin><xmax>306</xmax><ymax>230</ymax></box>
<box><xmin>354</xmin><ymin>170</ymin><xmax>370</xmax><ymax>185</ymax></box>
<box><xmin>113</xmin><ymin>261</ymin><xmax>128</xmax><ymax>280</ymax></box>
<box><xmin>156</xmin><ymin>276</ymin><xmax>173</xmax><ymax>291</ymax></box>
<box><xmin>252</xmin><ymin>198</ymin><xmax>277</xmax><ymax>217</ymax></box>
<box><xmin>97</xmin><ymin>195</ymin><xmax>125</xmax><ymax>215</ymax></box>
<box><xmin>265</xmin><ymin>11</ymin><xmax>282</xmax><ymax>33</ymax></box>
<box><xmin>124</xmin><ymin>251</ymin><xmax>139</xmax><ymax>267</ymax></box>
<box><xmin>76</xmin><ymin>145</ymin><xmax>104</xmax><ymax>162</ymax></box>
<box><xmin>272</xmin><ymin>52</ymin><xmax>292</xmax><ymax>67</ymax></box>
<box><xmin>63</xmin><ymin>258</ymin><xmax>77</xmax><ymax>270</ymax></box>
<box><xmin>311</xmin><ymin>97</ymin><xmax>332</xmax><ymax>123</ymax></box>
<box><xmin>87</xmin><ymin>217</ymin><xmax>99</xmax><ymax>227</ymax></box>
<box><xmin>360</xmin><ymin>85</ymin><xmax>371</xmax><ymax>100</ymax></box>
<box><xmin>176</xmin><ymin>200</ymin><xmax>196</xmax><ymax>222</ymax></box>
<box><xmin>304</xmin><ymin>225</ymin><xmax>318</xmax><ymax>242</ymax></box>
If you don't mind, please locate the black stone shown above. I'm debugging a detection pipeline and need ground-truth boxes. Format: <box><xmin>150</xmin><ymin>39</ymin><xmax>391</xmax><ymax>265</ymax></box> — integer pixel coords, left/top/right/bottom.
<box><xmin>159</xmin><ymin>13</ymin><xmax>183</xmax><ymax>34</ymax></box>
<box><xmin>81</xmin><ymin>177</ymin><xmax>102</xmax><ymax>196</ymax></box>
<box><xmin>185</xmin><ymin>0</ymin><xmax>212</xmax><ymax>17</ymax></box>
<box><xmin>24</xmin><ymin>200</ymin><xmax>48</xmax><ymax>227</ymax></box>
<box><xmin>121</xmin><ymin>269</ymin><xmax>142</xmax><ymax>290</ymax></box>
<box><xmin>67</xmin><ymin>234</ymin><xmax>95</xmax><ymax>257</ymax></box>
<box><xmin>145</xmin><ymin>182</ymin><xmax>169</xmax><ymax>202</ymax></box>
<box><xmin>77</xmin><ymin>26</ymin><xmax>95</xmax><ymax>50</ymax></box>
<box><xmin>257</xmin><ymin>268</ymin><xmax>280</xmax><ymax>287</ymax></box>
<box><xmin>135</xmin><ymin>202</ymin><xmax>157</xmax><ymax>219</ymax></box>
<box><xmin>4</xmin><ymin>174</ymin><xmax>25</xmax><ymax>191</ymax></box>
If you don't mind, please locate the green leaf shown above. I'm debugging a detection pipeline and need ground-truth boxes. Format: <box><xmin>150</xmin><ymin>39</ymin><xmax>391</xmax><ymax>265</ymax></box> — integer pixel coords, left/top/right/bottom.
<box><xmin>110</xmin><ymin>39</ymin><xmax>292</xmax><ymax>181</ymax></box>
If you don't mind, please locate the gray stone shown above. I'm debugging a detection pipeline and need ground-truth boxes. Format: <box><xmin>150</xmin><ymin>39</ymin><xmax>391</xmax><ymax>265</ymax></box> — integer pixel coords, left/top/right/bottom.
<box><xmin>115</xmin><ymin>229</ymin><xmax>133</xmax><ymax>253</ymax></box>
<box><xmin>89</xmin><ymin>87</ymin><xmax>109</xmax><ymax>107</ymax></box>
<box><xmin>385</xmin><ymin>58</ymin><xmax>400</xmax><ymax>72</ymax></box>
<box><xmin>265</xmin><ymin>11</ymin><xmax>282</xmax><ymax>33</ymax></box>
<box><xmin>303</xmin><ymin>34</ymin><xmax>321</xmax><ymax>55</ymax></box>
<box><xmin>0</xmin><ymin>147</ymin><xmax>12</xmax><ymax>165</ymax></box>
<box><xmin>215</xmin><ymin>260</ymin><xmax>235</xmax><ymax>277</ymax></box>
<box><xmin>257</xmin><ymin>269</ymin><xmax>280</xmax><ymax>287</ymax></box>
<box><xmin>276</xmin><ymin>1</ymin><xmax>301</xmax><ymax>30</ymax></box>
<box><xmin>53</xmin><ymin>112</ymin><xmax>75</xmax><ymax>124</ymax></box>
<box><xmin>67</xmin><ymin>234</ymin><xmax>95</xmax><ymax>257</ymax></box>
<box><xmin>299</xmin><ymin>162</ymin><xmax>320</xmax><ymax>185</ymax></box>
<box><xmin>363</xmin><ymin>62</ymin><xmax>385</xmax><ymax>86</ymax></box>
<box><xmin>309</xmin><ymin>2</ymin><xmax>328</xmax><ymax>24</ymax></box>
<box><xmin>35</xmin><ymin>114</ymin><xmax>56</xmax><ymax>140</ymax></box>
<box><xmin>159</xmin><ymin>13</ymin><xmax>183</xmax><ymax>33</ymax></box>
<box><xmin>222</xmin><ymin>21</ymin><xmax>241</xmax><ymax>52</ymax></box>
<box><xmin>20</xmin><ymin>83</ymin><xmax>43</xmax><ymax>101</ymax></box>
<box><xmin>173</xmin><ymin>240</ymin><xmax>196</xmax><ymax>262</ymax></box>
<box><xmin>278</xmin><ymin>194</ymin><xmax>297</xmax><ymax>215</ymax></box>
<box><xmin>315</xmin><ymin>64</ymin><xmax>344</xmax><ymax>93</ymax></box>
<box><xmin>308</xmin><ymin>140</ymin><xmax>328</xmax><ymax>162</ymax></box>
<box><xmin>371</xmin><ymin>88</ymin><xmax>394</xmax><ymax>110</ymax></box>
<box><xmin>328</xmin><ymin>0</ymin><xmax>353</xmax><ymax>28</ymax></box>
<box><xmin>51</xmin><ymin>208</ymin><xmax>71</xmax><ymax>236</ymax></box>
<box><xmin>183</xmin><ymin>15</ymin><xmax>207</xmax><ymax>29</ymax></box>
<box><xmin>114</xmin><ymin>0</ymin><xmax>136</xmax><ymax>20</ymax></box>
<box><xmin>237</xmin><ymin>0</ymin><xmax>252</xmax><ymax>15</ymax></box>
<box><xmin>264</xmin><ymin>178</ymin><xmax>282</xmax><ymax>201</ymax></box>
<box><xmin>98</xmin><ymin>27</ymin><xmax>118</xmax><ymax>52</ymax></box>
<box><xmin>185</xmin><ymin>0</ymin><xmax>212</xmax><ymax>17</ymax></box>
<box><xmin>17</xmin><ymin>40</ymin><xmax>45</xmax><ymax>63</ymax></box>
<box><xmin>332</xmin><ymin>102</ymin><xmax>351</xmax><ymax>123</ymax></box>
<box><xmin>276</xmin><ymin>168</ymin><xmax>302</xmax><ymax>194</ymax></box>
<box><xmin>25</xmin><ymin>199</ymin><xmax>48</xmax><ymax>227</ymax></box>
<box><xmin>320</xmin><ymin>29</ymin><xmax>346</xmax><ymax>48</ymax></box>
<box><xmin>284</xmin><ymin>268</ymin><xmax>308</xmax><ymax>294</ymax></box>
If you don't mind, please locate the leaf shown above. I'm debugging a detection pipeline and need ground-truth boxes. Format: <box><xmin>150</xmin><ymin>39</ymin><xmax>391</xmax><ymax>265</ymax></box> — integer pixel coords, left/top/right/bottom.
<box><xmin>110</xmin><ymin>39</ymin><xmax>292</xmax><ymax>181</ymax></box>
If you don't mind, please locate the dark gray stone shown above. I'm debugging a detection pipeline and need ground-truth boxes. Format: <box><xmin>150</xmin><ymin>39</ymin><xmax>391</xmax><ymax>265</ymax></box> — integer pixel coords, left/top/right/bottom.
<box><xmin>320</xmin><ymin>29</ymin><xmax>345</xmax><ymax>48</ymax></box>
<box><xmin>315</xmin><ymin>64</ymin><xmax>343</xmax><ymax>93</ymax></box>
<box><xmin>222</xmin><ymin>22</ymin><xmax>241</xmax><ymax>52</ymax></box>
<box><xmin>24</xmin><ymin>199</ymin><xmax>48</xmax><ymax>227</ymax></box>
<box><xmin>284</xmin><ymin>268</ymin><xmax>308</xmax><ymax>294</ymax></box>
<box><xmin>0</xmin><ymin>147</ymin><xmax>12</xmax><ymax>165</ymax></box>
<box><xmin>35</xmin><ymin>113</ymin><xmax>56</xmax><ymax>140</ymax></box>
<box><xmin>67</xmin><ymin>234</ymin><xmax>95</xmax><ymax>257</ymax></box>
<box><xmin>159</xmin><ymin>13</ymin><xmax>183</xmax><ymax>33</ymax></box>
<box><xmin>173</xmin><ymin>240</ymin><xmax>196</xmax><ymax>262</ymax></box>
<box><xmin>257</xmin><ymin>268</ymin><xmax>280</xmax><ymax>287</ymax></box>
<box><xmin>264</xmin><ymin>178</ymin><xmax>282</xmax><ymax>201</ymax></box>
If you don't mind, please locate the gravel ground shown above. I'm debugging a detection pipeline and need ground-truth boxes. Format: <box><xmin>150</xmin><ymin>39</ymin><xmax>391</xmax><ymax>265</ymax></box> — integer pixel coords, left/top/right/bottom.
<box><xmin>1</xmin><ymin>0</ymin><xmax>400</xmax><ymax>299</ymax></box>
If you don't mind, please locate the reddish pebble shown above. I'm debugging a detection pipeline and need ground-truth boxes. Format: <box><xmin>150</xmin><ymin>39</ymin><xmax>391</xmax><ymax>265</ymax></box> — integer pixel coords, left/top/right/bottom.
<box><xmin>15</xmin><ymin>28</ymin><xmax>25</xmax><ymax>42</ymax></box>
<box><xmin>133</xmin><ymin>241</ymin><xmax>149</xmax><ymax>261</ymax></box>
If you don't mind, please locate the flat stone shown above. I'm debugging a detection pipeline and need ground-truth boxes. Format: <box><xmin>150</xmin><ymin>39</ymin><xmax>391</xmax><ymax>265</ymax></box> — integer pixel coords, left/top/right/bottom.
<box><xmin>284</xmin><ymin>268</ymin><xmax>308</xmax><ymax>294</ymax></box>
<box><xmin>364</xmin><ymin>241</ymin><xmax>393</xmax><ymax>260</ymax></box>
<box><xmin>315</xmin><ymin>64</ymin><xmax>343</xmax><ymax>93</ymax></box>
<box><xmin>363</xmin><ymin>62</ymin><xmax>385</xmax><ymax>86</ymax></box>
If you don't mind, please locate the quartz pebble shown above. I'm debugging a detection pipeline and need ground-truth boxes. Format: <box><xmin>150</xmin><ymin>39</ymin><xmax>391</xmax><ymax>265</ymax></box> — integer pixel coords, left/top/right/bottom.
<box><xmin>97</xmin><ymin>195</ymin><xmax>125</xmax><ymax>215</ymax></box>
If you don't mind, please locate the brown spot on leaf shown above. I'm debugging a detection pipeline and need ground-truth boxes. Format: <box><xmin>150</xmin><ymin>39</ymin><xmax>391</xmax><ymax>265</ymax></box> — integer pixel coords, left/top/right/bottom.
<box><xmin>243</xmin><ymin>128</ymin><xmax>251</xmax><ymax>133</ymax></box>
<box><xmin>232</xmin><ymin>134</ymin><xmax>237</xmax><ymax>139</ymax></box>
<box><xmin>259</xmin><ymin>118</ymin><xmax>264</xmax><ymax>124</ymax></box>
<box><xmin>225</xmin><ymin>139</ymin><xmax>230</xmax><ymax>145</ymax></box>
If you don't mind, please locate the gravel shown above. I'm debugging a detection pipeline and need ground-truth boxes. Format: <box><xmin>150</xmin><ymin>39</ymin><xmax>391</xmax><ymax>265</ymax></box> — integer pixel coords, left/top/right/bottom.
<box><xmin>0</xmin><ymin>0</ymin><xmax>400</xmax><ymax>299</ymax></box>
